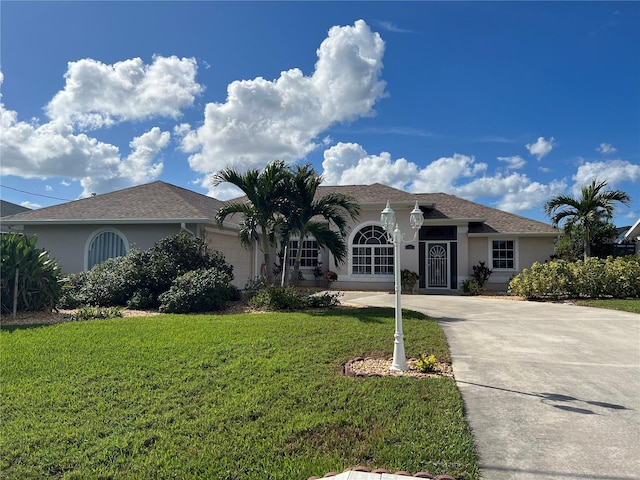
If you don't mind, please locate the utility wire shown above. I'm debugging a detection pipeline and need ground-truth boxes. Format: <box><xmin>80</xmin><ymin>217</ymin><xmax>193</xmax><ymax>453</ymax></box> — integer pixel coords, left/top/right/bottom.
<box><xmin>0</xmin><ymin>183</ymin><xmax>74</xmax><ymax>202</ymax></box>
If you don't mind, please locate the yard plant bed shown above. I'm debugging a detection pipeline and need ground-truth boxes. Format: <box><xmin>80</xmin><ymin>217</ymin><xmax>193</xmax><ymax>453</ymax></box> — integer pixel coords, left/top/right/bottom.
<box><xmin>1</xmin><ymin>308</ymin><xmax>477</xmax><ymax>480</ymax></box>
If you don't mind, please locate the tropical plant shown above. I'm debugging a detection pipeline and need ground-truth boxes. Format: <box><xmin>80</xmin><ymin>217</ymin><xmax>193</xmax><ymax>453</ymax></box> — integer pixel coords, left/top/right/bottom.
<box><xmin>280</xmin><ymin>163</ymin><xmax>360</xmax><ymax>286</ymax></box>
<box><xmin>213</xmin><ymin>160</ymin><xmax>290</xmax><ymax>284</ymax></box>
<box><xmin>59</xmin><ymin>233</ymin><xmax>235</xmax><ymax>311</ymax></box>
<box><xmin>1</xmin><ymin>233</ymin><xmax>63</xmax><ymax>313</ymax></box>
<box><xmin>553</xmin><ymin>220</ymin><xmax>619</xmax><ymax>261</ymax></box>
<box><xmin>544</xmin><ymin>180</ymin><xmax>630</xmax><ymax>261</ymax></box>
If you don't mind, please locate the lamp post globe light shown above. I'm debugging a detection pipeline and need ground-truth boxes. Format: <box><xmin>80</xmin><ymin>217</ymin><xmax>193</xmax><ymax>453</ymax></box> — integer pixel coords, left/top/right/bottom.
<box><xmin>379</xmin><ymin>200</ymin><xmax>424</xmax><ymax>372</ymax></box>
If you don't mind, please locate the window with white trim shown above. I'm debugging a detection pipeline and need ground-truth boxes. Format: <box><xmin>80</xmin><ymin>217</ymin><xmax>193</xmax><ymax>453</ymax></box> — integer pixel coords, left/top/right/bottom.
<box><xmin>351</xmin><ymin>225</ymin><xmax>394</xmax><ymax>275</ymax></box>
<box><xmin>492</xmin><ymin>240</ymin><xmax>515</xmax><ymax>269</ymax></box>
<box><xmin>87</xmin><ymin>230</ymin><xmax>128</xmax><ymax>269</ymax></box>
<box><xmin>288</xmin><ymin>239</ymin><xmax>318</xmax><ymax>267</ymax></box>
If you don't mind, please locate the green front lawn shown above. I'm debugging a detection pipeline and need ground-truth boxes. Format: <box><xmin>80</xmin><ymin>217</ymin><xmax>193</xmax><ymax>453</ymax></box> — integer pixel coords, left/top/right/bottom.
<box><xmin>575</xmin><ymin>298</ymin><xmax>640</xmax><ymax>314</ymax></box>
<box><xmin>0</xmin><ymin>308</ymin><xmax>478</xmax><ymax>480</ymax></box>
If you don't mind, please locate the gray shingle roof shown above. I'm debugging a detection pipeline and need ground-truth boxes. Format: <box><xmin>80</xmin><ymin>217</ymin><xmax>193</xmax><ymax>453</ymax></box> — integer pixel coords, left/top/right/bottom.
<box><xmin>1</xmin><ymin>200</ymin><xmax>31</xmax><ymax>217</ymax></box>
<box><xmin>1</xmin><ymin>180</ymin><xmax>556</xmax><ymax>235</ymax></box>
<box><xmin>317</xmin><ymin>183</ymin><xmax>557</xmax><ymax>235</ymax></box>
<box><xmin>0</xmin><ymin>181</ymin><xmax>227</xmax><ymax>225</ymax></box>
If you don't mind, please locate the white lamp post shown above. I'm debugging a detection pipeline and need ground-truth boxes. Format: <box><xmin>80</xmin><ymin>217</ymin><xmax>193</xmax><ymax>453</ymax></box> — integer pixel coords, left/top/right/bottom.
<box><xmin>380</xmin><ymin>200</ymin><xmax>424</xmax><ymax>372</ymax></box>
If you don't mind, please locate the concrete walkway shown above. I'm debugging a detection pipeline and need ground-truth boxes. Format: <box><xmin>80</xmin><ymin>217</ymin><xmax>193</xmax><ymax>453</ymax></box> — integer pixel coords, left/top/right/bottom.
<box><xmin>337</xmin><ymin>292</ymin><xmax>640</xmax><ymax>480</ymax></box>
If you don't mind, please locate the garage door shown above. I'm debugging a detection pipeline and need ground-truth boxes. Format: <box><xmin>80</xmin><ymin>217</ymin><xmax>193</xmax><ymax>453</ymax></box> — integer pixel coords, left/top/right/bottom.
<box><xmin>207</xmin><ymin>233</ymin><xmax>253</xmax><ymax>288</ymax></box>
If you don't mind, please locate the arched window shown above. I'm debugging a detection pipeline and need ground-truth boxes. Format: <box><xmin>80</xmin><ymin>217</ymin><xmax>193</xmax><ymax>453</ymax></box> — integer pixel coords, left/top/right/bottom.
<box><xmin>351</xmin><ymin>225</ymin><xmax>393</xmax><ymax>275</ymax></box>
<box><xmin>86</xmin><ymin>229</ymin><xmax>129</xmax><ymax>269</ymax></box>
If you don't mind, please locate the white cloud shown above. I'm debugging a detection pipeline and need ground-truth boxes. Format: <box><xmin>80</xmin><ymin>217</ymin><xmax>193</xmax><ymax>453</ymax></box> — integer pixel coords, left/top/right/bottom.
<box><xmin>0</xmin><ymin>55</ymin><xmax>192</xmax><ymax>196</ymax></box>
<box><xmin>497</xmin><ymin>179</ymin><xmax>567</xmax><ymax>212</ymax></box>
<box><xmin>321</xmin><ymin>142</ymin><xmax>563</xmax><ymax>213</ymax></box>
<box><xmin>525</xmin><ymin>136</ymin><xmax>555</xmax><ymax>160</ymax></box>
<box><xmin>572</xmin><ymin>159</ymin><xmax>640</xmax><ymax>195</ymax></box>
<box><xmin>596</xmin><ymin>143</ymin><xmax>617</xmax><ymax>154</ymax></box>
<box><xmin>45</xmin><ymin>185</ymin><xmax>53</xmax><ymax>191</ymax></box>
<box><xmin>20</xmin><ymin>201</ymin><xmax>42</xmax><ymax>209</ymax></box>
<box><xmin>322</xmin><ymin>142</ymin><xmax>417</xmax><ymax>189</ymax></box>
<box><xmin>182</xmin><ymin>20</ymin><xmax>387</xmax><ymax>194</ymax></box>
<box><xmin>0</xmin><ymin>100</ymin><xmax>169</xmax><ymax>197</ymax></box>
<box><xmin>46</xmin><ymin>55</ymin><xmax>203</xmax><ymax>129</ymax></box>
<box><xmin>60</xmin><ymin>180</ymin><xmax>71</xmax><ymax>187</ymax></box>
<box><xmin>497</xmin><ymin>155</ymin><xmax>526</xmax><ymax>170</ymax></box>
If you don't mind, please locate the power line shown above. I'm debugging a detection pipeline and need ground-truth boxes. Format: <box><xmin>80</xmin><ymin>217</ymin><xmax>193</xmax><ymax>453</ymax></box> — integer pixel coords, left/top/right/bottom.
<box><xmin>0</xmin><ymin>183</ymin><xmax>74</xmax><ymax>202</ymax></box>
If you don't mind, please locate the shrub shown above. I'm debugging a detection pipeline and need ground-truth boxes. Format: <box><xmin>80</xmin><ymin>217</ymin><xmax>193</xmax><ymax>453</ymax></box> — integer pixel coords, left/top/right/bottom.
<box><xmin>158</xmin><ymin>268</ymin><xmax>240</xmax><ymax>314</ymax></box>
<box><xmin>401</xmin><ymin>269</ymin><xmax>419</xmax><ymax>291</ymax></box>
<box><xmin>1</xmin><ymin>233</ymin><xmax>63</xmax><ymax>313</ymax></box>
<box><xmin>248</xmin><ymin>286</ymin><xmax>341</xmax><ymax>311</ymax></box>
<box><xmin>69</xmin><ymin>306</ymin><xmax>123</xmax><ymax>321</ymax></box>
<box><xmin>59</xmin><ymin>250</ymin><xmax>146</xmax><ymax>308</ymax></box>
<box><xmin>471</xmin><ymin>261</ymin><xmax>493</xmax><ymax>288</ymax></box>
<box><xmin>461</xmin><ymin>279</ymin><xmax>483</xmax><ymax>296</ymax></box>
<box><xmin>59</xmin><ymin>233</ymin><xmax>236</xmax><ymax>310</ymax></box>
<box><xmin>415</xmin><ymin>354</ymin><xmax>438</xmax><ymax>373</ymax></box>
<box><xmin>508</xmin><ymin>256</ymin><xmax>640</xmax><ymax>299</ymax></box>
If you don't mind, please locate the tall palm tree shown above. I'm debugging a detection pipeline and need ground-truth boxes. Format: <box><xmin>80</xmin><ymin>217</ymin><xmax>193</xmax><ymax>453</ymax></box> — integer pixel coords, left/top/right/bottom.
<box><xmin>281</xmin><ymin>164</ymin><xmax>360</xmax><ymax>286</ymax></box>
<box><xmin>213</xmin><ymin>161</ymin><xmax>289</xmax><ymax>284</ymax></box>
<box><xmin>544</xmin><ymin>179</ymin><xmax>630</xmax><ymax>261</ymax></box>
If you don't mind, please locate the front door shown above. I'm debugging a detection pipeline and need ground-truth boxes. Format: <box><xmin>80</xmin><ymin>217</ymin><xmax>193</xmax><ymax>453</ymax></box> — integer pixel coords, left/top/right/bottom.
<box><xmin>427</xmin><ymin>242</ymin><xmax>448</xmax><ymax>288</ymax></box>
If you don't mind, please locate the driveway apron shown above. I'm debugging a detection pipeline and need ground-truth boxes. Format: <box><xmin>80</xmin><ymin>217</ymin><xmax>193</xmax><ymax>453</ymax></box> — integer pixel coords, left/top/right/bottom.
<box><xmin>337</xmin><ymin>292</ymin><xmax>640</xmax><ymax>480</ymax></box>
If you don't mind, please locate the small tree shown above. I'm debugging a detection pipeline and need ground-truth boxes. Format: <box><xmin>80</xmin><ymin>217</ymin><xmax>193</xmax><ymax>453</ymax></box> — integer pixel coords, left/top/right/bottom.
<box><xmin>1</xmin><ymin>233</ymin><xmax>62</xmax><ymax>313</ymax></box>
<box><xmin>544</xmin><ymin>180</ymin><xmax>630</xmax><ymax>261</ymax></box>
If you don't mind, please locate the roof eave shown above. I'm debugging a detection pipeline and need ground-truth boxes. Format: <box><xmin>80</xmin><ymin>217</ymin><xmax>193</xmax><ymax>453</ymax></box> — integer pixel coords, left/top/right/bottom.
<box><xmin>1</xmin><ymin>218</ymin><xmax>214</xmax><ymax>225</ymax></box>
<box><xmin>468</xmin><ymin>231</ymin><xmax>559</xmax><ymax>237</ymax></box>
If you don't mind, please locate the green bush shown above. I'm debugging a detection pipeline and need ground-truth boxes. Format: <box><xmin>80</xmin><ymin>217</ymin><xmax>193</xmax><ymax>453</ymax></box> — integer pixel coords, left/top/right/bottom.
<box><xmin>158</xmin><ymin>268</ymin><xmax>240</xmax><ymax>314</ymax></box>
<box><xmin>471</xmin><ymin>261</ymin><xmax>493</xmax><ymax>287</ymax></box>
<box><xmin>1</xmin><ymin>233</ymin><xmax>63</xmax><ymax>313</ymax></box>
<box><xmin>461</xmin><ymin>279</ymin><xmax>482</xmax><ymax>296</ymax></box>
<box><xmin>508</xmin><ymin>256</ymin><xmax>640</xmax><ymax>299</ymax></box>
<box><xmin>69</xmin><ymin>306</ymin><xmax>123</xmax><ymax>321</ymax></box>
<box><xmin>415</xmin><ymin>354</ymin><xmax>438</xmax><ymax>373</ymax></box>
<box><xmin>59</xmin><ymin>233</ymin><xmax>236</xmax><ymax>311</ymax></box>
<box><xmin>248</xmin><ymin>286</ymin><xmax>340</xmax><ymax>311</ymax></box>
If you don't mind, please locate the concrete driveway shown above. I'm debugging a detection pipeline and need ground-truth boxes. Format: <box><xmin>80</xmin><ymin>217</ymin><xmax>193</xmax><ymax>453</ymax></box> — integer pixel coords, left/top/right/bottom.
<box><xmin>338</xmin><ymin>292</ymin><xmax>640</xmax><ymax>480</ymax></box>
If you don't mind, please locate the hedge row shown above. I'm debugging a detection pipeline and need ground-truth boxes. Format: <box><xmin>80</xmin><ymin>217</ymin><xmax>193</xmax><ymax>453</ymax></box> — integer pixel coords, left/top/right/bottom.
<box><xmin>508</xmin><ymin>255</ymin><xmax>640</xmax><ymax>299</ymax></box>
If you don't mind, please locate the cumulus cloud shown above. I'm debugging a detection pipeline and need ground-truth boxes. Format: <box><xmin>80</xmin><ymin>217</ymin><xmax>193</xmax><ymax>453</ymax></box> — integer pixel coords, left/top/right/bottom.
<box><xmin>183</xmin><ymin>20</ymin><xmax>387</xmax><ymax>195</ymax></box>
<box><xmin>46</xmin><ymin>56</ymin><xmax>202</xmax><ymax>129</ymax></box>
<box><xmin>596</xmin><ymin>143</ymin><xmax>617</xmax><ymax>154</ymax></box>
<box><xmin>497</xmin><ymin>155</ymin><xmax>526</xmax><ymax>170</ymax></box>
<box><xmin>320</xmin><ymin>142</ymin><xmax>563</xmax><ymax>213</ymax></box>
<box><xmin>572</xmin><ymin>159</ymin><xmax>640</xmax><ymax>195</ymax></box>
<box><xmin>322</xmin><ymin>142</ymin><xmax>418</xmax><ymax>189</ymax></box>
<box><xmin>1</xmin><ymin>55</ymin><xmax>200</xmax><ymax>196</ymax></box>
<box><xmin>0</xmin><ymin>101</ymin><xmax>170</xmax><ymax>196</ymax></box>
<box><xmin>525</xmin><ymin>136</ymin><xmax>555</xmax><ymax>160</ymax></box>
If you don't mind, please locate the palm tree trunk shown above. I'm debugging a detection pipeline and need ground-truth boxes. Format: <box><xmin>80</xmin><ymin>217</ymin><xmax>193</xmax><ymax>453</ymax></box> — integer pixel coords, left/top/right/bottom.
<box><xmin>261</xmin><ymin>228</ymin><xmax>274</xmax><ymax>284</ymax></box>
<box><xmin>583</xmin><ymin>225</ymin><xmax>591</xmax><ymax>261</ymax></box>
<box><xmin>290</xmin><ymin>240</ymin><xmax>304</xmax><ymax>287</ymax></box>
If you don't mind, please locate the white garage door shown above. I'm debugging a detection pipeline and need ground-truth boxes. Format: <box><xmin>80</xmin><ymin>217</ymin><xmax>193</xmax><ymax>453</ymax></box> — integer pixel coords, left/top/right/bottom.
<box><xmin>207</xmin><ymin>232</ymin><xmax>253</xmax><ymax>288</ymax></box>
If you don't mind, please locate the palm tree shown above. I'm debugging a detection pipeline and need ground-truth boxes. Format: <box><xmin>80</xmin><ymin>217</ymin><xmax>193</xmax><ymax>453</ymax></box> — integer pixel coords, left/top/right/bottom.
<box><xmin>544</xmin><ymin>179</ymin><xmax>630</xmax><ymax>261</ymax></box>
<box><xmin>281</xmin><ymin>164</ymin><xmax>360</xmax><ymax>286</ymax></box>
<box><xmin>213</xmin><ymin>161</ymin><xmax>289</xmax><ymax>284</ymax></box>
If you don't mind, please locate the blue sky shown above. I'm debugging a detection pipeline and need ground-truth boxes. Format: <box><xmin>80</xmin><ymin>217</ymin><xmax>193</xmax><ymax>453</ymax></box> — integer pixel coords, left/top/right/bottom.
<box><xmin>1</xmin><ymin>1</ymin><xmax>639</xmax><ymax>226</ymax></box>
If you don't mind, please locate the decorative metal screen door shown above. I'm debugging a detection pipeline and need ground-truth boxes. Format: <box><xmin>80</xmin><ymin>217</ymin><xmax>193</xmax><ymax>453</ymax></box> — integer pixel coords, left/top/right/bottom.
<box><xmin>427</xmin><ymin>243</ymin><xmax>448</xmax><ymax>288</ymax></box>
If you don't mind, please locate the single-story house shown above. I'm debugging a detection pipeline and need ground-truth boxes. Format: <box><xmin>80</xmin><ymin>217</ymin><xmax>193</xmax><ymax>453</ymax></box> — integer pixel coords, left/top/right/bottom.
<box><xmin>1</xmin><ymin>200</ymin><xmax>31</xmax><ymax>232</ymax></box>
<box><xmin>623</xmin><ymin>218</ymin><xmax>640</xmax><ymax>255</ymax></box>
<box><xmin>0</xmin><ymin>180</ymin><xmax>559</xmax><ymax>292</ymax></box>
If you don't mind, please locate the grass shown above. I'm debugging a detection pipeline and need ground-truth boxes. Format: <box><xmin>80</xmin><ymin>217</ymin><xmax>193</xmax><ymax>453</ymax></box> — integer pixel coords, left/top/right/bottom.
<box><xmin>574</xmin><ymin>298</ymin><xmax>640</xmax><ymax>313</ymax></box>
<box><xmin>0</xmin><ymin>307</ymin><xmax>478</xmax><ymax>480</ymax></box>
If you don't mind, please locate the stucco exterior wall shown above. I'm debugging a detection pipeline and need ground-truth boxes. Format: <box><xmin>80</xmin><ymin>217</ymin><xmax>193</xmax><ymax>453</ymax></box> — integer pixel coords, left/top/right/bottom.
<box><xmin>24</xmin><ymin>223</ymin><xmax>188</xmax><ymax>274</ymax></box>
<box><xmin>204</xmin><ymin>228</ymin><xmax>254</xmax><ymax>288</ymax></box>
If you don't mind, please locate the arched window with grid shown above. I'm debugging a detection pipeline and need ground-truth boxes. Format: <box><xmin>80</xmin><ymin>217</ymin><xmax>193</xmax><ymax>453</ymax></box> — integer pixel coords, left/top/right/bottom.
<box><xmin>351</xmin><ymin>225</ymin><xmax>394</xmax><ymax>275</ymax></box>
<box><xmin>86</xmin><ymin>229</ymin><xmax>129</xmax><ymax>270</ymax></box>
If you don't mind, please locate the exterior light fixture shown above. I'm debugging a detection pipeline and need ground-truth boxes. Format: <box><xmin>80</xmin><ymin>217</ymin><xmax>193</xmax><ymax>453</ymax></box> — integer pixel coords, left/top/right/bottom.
<box><xmin>380</xmin><ymin>199</ymin><xmax>424</xmax><ymax>371</ymax></box>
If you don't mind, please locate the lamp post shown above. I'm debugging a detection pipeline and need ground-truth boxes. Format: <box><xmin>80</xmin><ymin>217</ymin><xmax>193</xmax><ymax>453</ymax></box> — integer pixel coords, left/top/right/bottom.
<box><xmin>380</xmin><ymin>200</ymin><xmax>424</xmax><ymax>372</ymax></box>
